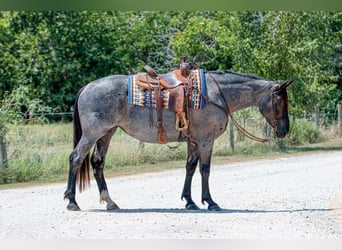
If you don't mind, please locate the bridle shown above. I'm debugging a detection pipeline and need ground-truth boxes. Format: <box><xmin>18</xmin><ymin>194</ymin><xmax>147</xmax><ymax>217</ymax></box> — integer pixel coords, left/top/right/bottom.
<box><xmin>207</xmin><ymin>71</ymin><xmax>283</xmax><ymax>143</ymax></box>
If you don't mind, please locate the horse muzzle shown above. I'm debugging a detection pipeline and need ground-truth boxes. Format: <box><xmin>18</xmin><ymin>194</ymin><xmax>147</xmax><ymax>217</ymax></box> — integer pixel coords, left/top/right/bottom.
<box><xmin>274</xmin><ymin>123</ymin><xmax>289</xmax><ymax>138</ymax></box>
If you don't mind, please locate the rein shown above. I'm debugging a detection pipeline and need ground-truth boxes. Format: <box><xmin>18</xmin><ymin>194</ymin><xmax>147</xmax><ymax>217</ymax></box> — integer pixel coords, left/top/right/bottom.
<box><xmin>206</xmin><ymin>71</ymin><xmax>272</xmax><ymax>143</ymax></box>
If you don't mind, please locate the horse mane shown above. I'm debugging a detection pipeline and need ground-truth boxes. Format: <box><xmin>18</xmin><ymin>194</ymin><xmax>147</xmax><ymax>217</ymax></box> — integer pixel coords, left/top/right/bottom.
<box><xmin>209</xmin><ymin>69</ymin><xmax>268</xmax><ymax>83</ymax></box>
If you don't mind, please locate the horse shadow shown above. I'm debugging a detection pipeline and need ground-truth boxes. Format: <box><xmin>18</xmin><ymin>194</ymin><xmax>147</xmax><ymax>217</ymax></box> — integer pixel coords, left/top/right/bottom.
<box><xmin>84</xmin><ymin>207</ymin><xmax>333</xmax><ymax>214</ymax></box>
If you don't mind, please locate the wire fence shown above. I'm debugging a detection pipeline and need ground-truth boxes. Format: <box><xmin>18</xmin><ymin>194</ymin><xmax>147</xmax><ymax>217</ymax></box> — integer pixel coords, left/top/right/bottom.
<box><xmin>1</xmin><ymin>104</ymin><xmax>341</xmax><ymax>169</ymax></box>
<box><xmin>17</xmin><ymin>104</ymin><xmax>342</xmax><ymax>129</ymax></box>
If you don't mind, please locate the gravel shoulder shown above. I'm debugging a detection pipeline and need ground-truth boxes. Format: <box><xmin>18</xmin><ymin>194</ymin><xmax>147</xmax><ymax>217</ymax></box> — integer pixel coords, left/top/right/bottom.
<box><xmin>1</xmin><ymin>152</ymin><xmax>342</xmax><ymax>239</ymax></box>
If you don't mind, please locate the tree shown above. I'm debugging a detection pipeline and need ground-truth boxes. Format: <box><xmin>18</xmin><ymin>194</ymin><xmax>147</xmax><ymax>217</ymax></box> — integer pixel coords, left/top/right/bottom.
<box><xmin>229</xmin><ymin>11</ymin><xmax>341</xmax><ymax>114</ymax></box>
<box><xmin>0</xmin><ymin>11</ymin><xmax>341</xmax><ymax>115</ymax></box>
<box><xmin>171</xmin><ymin>12</ymin><xmax>234</xmax><ymax>70</ymax></box>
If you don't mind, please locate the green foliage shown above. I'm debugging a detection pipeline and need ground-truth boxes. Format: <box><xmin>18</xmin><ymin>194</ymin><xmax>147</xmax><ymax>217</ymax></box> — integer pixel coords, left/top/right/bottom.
<box><xmin>284</xmin><ymin>119</ymin><xmax>321</xmax><ymax>145</ymax></box>
<box><xmin>0</xmin><ymin>85</ymin><xmax>52</xmax><ymax>137</ymax></box>
<box><xmin>229</xmin><ymin>11</ymin><xmax>341</xmax><ymax>114</ymax></box>
<box><xmin>172</xmin><ymin>13</ymin><xmax>234</xmax><ymax>70</ymax></box>
<box><xmin>0</xmin><ymin>11</ymin><xmax>341</xmax><ymax>113</ymax></box>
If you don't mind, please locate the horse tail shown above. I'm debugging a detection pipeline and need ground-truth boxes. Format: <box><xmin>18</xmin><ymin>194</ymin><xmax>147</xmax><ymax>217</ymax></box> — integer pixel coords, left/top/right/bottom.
<box><xmin>73</xmin><ymin>86</ymin><xmax>90</xmax><ymax>192</ymax></box>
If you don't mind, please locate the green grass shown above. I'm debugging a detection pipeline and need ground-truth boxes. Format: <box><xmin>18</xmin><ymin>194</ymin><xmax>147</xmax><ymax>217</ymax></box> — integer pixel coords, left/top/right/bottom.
<box><xmin>0</xmin><ymin>119</ymin><xmax>341</xmax><ymax>188</ymax></box>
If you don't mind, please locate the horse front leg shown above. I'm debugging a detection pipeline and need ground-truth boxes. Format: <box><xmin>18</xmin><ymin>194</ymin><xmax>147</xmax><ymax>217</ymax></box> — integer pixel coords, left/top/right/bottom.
<box><xmin>91</xmin><ymin>128</ymin><xmax>119</xmax><ymax>210</ymax></box>
<box><xmin>181</xmin><ymin>143</ymin><xmax>200</xmax><ymax>210</ymax></box>
<box><xmin>198</xmin><ymin>137</ymin><xmax>221</xmax><ymax>211</ymax></box>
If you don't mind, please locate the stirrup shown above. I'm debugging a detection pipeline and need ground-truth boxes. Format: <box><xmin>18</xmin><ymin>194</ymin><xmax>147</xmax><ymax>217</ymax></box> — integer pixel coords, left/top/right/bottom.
<box><xmin>175</xmin><ymin>113</ymin><xmax>188</xmax><ymax>132</ymax></box>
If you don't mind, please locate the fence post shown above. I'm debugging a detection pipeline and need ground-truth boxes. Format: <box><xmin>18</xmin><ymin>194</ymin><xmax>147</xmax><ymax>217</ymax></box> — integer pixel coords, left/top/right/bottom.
<box><xmin>338</xmin><ymin>104</ymin><xmax>342</xmax><ymax>135</ymax></box>
<box><xmin>0</xmin><ymin>125</ymin><xmax>8</xmax><ymax>168</ymax></box>
<box><xmin>228</xmin><ymin>116</ymin><xmax>234</xmax><ymax>152</ymax></box>
<box><xmin>264</xmin><ymin>120</ymin><xmax>271</xmax><ymax>138</ymax></box>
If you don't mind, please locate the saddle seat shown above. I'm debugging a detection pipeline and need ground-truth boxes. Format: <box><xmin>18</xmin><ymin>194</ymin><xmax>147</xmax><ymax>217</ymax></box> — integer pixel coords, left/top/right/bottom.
<box><xmin>135</xmin><ymin>71</ymin><xmax>184</xmax><ymax>89</ymax></box>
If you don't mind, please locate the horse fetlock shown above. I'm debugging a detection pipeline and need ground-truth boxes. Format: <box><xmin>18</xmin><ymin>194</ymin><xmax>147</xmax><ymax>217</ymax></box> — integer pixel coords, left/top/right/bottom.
<box><xmin>100</xmin><ymin>190</ymin><xmax>109</xmax><ymax>203</ymax></box>
<box><xmin>186</xmin><ymin>202</ymin><xmax>200</xmax><ymax>210</ymax></box>
<box><xmin>201</xmin><ymin>196</ymin><xmax>213</xmax><ymax>205</ymax></box>
<box><xmin>63</xmin><ymin>189</ymin><xmax>74</xmax><ymax>200</ymax></box>
<box><xmin>181</xmin><ymin>192</ymin><xmax>192</xmax><ymax>202</ymax></box>
<box><xmin>208</xmin><ymin>203</ymin><xmax>222</xmax><ymax>211</ymax></box>
<box><xmin>182</xmin><ymin>194</ymin><xmax>199</xmax><ymax>210</ymax></box>
<box><xmin>202</xmin><ymin>197</ymin><xmax>221</xmax><ymax>211</ymax></box>
<box><xmin>100</xmin><ymin>190</ymin><xmax>119</xmax><ymax>210</ymax></box>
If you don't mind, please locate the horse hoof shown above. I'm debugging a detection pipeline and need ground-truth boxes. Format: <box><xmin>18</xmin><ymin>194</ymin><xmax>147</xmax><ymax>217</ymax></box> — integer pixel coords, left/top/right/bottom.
<box><xmin>186</xmin><ymin>203</ymin><xmax>200</xmax><ymax>210</ymax></box>
<box><xmin>107</xmin><ymin>203</ymin><xmax>120</xmax><ymax>210</ymax></box>
<box><xmin>208</xmin><ymin>204</ymin><xmax>222</xmax><ymax>211</ymax></box>
<box><xmin>67</xmin><ymin>203</ymin><xmax>81</xmax><ymax>211</ymax></box>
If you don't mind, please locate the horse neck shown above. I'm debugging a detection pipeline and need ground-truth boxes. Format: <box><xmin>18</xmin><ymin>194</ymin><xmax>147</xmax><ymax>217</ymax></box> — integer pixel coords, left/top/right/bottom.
<box><xmin>219</xmin><ymin>79</ymin><xmax>273</xmax><ymax>113</ymax></box>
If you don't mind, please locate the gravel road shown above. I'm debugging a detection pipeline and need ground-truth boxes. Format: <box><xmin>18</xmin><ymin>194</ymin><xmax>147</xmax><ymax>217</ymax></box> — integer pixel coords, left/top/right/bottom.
<box><xmin>1</xmin><ymin>151</ymin><xmax>342</xmax><ymax>239</ymax></box>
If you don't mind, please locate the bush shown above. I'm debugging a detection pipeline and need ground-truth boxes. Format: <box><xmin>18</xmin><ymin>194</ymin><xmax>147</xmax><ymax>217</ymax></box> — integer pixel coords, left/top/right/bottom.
<box><xmin>285</xmin><ymin>119</ymin><xmax>321</xmax><ymax>145</ymax></box>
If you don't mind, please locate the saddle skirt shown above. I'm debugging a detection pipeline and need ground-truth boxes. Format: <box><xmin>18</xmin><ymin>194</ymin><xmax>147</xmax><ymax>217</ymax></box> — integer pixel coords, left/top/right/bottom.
<box><xmin>128</xmin><ymin>68</ymin><xmax>207</xmax><ymax>110</ymax></box>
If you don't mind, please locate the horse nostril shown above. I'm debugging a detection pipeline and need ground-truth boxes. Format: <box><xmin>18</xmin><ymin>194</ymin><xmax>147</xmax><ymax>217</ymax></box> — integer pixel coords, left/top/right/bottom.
<box><xmin>276</xmin><ymin>125</ymin><xmax>288</xmax><ymax>138</ymax></box>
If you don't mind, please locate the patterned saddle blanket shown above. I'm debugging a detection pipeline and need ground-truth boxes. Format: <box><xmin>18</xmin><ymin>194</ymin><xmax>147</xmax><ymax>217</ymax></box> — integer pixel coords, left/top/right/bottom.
<box><xmin>128</xmin><ymin>68</ymin><xmax>207</xmax><ymax>110</ymax></box>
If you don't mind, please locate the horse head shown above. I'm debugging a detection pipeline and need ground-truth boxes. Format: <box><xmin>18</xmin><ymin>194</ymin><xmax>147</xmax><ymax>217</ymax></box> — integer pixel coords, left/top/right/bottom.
<box><xmin>259</xmin><ymin>80</ymin><xmax>294</xmax><ymax>138</ymax></box>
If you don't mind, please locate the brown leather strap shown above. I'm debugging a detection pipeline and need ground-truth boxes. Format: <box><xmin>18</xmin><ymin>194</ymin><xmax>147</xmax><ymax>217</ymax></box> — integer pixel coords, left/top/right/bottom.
<box><xmin>146</xmin><ymin>75</ymin><xmax>154</xmax><ymax>128</ymax></box>
<box><xmin>155</xmin><ymin>81</ymin><xmax>167</xmax><ymax>144</ymax></box>
<box><xmin>144</xmin><ymin>65</ymin><xmax>158</xmax><ymax>78</ymax></box>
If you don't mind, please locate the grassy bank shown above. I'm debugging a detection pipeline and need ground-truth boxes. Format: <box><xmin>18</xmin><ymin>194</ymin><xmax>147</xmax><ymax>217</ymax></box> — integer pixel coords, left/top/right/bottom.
<box><xmin>0</xmin><ymin>121</ymin><xmax>341</xmax><ymax>188</ymax></box>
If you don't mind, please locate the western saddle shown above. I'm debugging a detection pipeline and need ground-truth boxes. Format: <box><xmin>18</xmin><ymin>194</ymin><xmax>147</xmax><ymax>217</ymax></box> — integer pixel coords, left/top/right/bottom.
<box><xmin>135</xmin><ymin>59</ymin><xmax>192</xmax><ymax>144</ymax></box>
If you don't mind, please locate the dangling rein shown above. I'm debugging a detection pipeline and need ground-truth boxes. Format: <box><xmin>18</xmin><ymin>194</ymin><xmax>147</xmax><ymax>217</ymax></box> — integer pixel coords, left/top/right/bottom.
<box><xmin>206</xmin><ymin>71</ymin><xmax>270</xmax><ymax>143</ymax></box>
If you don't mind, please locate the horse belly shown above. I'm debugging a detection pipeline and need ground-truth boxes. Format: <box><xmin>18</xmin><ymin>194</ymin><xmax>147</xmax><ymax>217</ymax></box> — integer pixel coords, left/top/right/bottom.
<box><xmin>119</xmin><ymin>106</ymin><xmax>182</xmax><ymax>143</ymax></box>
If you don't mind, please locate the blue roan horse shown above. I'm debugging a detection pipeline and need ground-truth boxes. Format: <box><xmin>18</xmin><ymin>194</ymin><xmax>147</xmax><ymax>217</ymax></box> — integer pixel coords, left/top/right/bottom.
<box><xmin>64</xmin><ymin>69</ymin><xmax>293</xmax><ymax>211</ymax></box>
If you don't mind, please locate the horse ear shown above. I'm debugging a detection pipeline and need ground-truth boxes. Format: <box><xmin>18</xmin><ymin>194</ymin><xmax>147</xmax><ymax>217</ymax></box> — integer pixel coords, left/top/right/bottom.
<box><xmin>281</xmin><ymin>80</ymin><xmax>294</xmax><ymax>89</ymax></box>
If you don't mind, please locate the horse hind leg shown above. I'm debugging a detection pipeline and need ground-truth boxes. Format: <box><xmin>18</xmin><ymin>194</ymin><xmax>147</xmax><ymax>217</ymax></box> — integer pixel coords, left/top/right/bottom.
<box><xmin>64</xmin><ymin>136</ymin><xmax>96</xmax><ymax>211</ymax></box>
<box><xmin>91</xmin><ymin>127</ymin><xmax>119</xmax><ymax>210</ymax></box>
